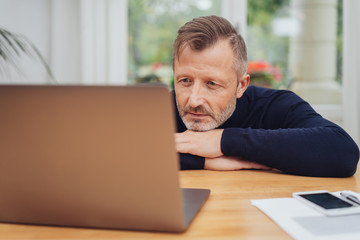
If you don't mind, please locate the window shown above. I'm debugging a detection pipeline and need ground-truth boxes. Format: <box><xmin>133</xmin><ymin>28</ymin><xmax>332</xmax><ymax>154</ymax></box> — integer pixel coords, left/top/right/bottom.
<box><xmin>128</xmin><ymin>0</ymin><xmax>343</xmax><ymax>103</ymax></box>
<box><xmin>128</xmin><ymin>0</ymin><xmax>221</xmax><ymax>85</ymax></box>
<box><xmin>247</xmin><ymin>0</ymin><xmax>343</xmax><ymax>105</ymax></box>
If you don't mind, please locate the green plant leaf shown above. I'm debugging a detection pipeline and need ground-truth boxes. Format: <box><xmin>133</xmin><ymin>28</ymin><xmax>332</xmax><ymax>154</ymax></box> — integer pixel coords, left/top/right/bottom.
<box><xmin>0</xmin><ymin>27</ymin><xmax>56</xmax><ymax>82</ymax></box>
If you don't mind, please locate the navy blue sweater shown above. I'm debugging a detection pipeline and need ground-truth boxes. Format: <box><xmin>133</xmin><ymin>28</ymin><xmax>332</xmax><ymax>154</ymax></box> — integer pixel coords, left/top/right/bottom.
<box><xmin>174</xmin><ymin>86</ymin><xmax>359</xmax><ymax>177</ymax></box>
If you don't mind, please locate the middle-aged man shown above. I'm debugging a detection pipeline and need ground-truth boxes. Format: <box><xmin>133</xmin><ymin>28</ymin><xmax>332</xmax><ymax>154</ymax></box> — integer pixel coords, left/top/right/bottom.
<box><xmin>172</xmin><ymin>15</ymin><xmax>359</xmax><ymax>177</ymax></box>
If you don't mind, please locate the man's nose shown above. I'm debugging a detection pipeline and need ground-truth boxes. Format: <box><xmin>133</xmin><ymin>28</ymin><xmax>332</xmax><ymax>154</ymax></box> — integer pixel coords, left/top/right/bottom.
<box><xmin>188</xmin><ymin>83</ymin><xmax>205</xmax><ymax>108</ymax></box>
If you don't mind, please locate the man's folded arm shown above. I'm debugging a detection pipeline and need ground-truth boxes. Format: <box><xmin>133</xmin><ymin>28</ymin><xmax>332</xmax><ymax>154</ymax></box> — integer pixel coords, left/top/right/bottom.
<box><xmin>179</xmin><ymin>153</ymin><xmax>205</xmax><ymax>170</ymax></box>
<box><xmin>221</xmin><ymin>126</ymin><xmax>359</xmax><ymax>177</ymax></box>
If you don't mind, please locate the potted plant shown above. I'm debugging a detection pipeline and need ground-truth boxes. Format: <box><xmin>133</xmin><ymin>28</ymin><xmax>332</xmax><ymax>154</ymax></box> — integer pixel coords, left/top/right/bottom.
<box><xmin>0</xmin><ymin>27</ymin><xmax>54</xmax><ymax>81</ymax></box>
<box><xmin>247</xmin><ymin>61</ymin><xmax>283</xmax><ymax>88</ymax></box>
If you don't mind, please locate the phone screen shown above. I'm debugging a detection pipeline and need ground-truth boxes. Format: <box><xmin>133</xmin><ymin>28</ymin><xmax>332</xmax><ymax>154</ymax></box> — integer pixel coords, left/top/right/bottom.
<box><xmin>299</xmin><ymin>192</ymin><xmax>353</xmax><ymax>209</ymax></box>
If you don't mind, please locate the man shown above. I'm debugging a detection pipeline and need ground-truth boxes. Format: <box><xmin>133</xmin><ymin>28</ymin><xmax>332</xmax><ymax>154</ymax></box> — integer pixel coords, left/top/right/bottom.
<box><xmin>173</xmin><ymin>15</ymin><xmax>359</xmax><ymax>177</ymax></box>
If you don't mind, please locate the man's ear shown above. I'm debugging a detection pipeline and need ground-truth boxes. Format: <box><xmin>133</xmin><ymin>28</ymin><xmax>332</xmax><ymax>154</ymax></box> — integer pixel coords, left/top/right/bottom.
<box><xmin>236</xmin><ymin>74</ymin><xmax>250</xmax><ymax>98</ymax></box>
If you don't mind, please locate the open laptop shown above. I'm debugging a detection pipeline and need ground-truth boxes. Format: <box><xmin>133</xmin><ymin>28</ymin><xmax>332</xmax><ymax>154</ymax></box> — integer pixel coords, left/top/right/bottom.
<box><xmin>0</xmin><ymin>85</ymin><xmax>210</xmax><ymax>232</ymax></box>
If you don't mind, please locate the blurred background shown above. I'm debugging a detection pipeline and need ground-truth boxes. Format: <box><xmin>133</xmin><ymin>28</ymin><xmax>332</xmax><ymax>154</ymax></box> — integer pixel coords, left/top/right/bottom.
<box><xmin>0</xmin><ymin>0</ymin><xmax>359</xmax><ymax>143</ymax></box>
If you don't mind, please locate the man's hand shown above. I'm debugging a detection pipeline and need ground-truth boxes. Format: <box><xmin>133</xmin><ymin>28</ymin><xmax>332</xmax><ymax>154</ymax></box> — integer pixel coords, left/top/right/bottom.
<box><xmin>175</xmin><ymin>129</ymin><xmax>224</xmax><ymax>158</ymax></box>
<box><xmin>205</xmin><ymin>156</ymin><xmax>271</xmax><ymax>171</ymax></box>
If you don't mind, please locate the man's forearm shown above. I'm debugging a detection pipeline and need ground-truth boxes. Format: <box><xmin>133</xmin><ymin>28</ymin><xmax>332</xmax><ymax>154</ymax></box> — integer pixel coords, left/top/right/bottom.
<box><xmin>179</xmin><ymin>153</ymin><xmax>205</xmax><ymax>170</ymax></box>
<box><xmin>221</xmin><ymin>127</ymin><xmax>359</xmax><ymax>177</ymax></box>
<box><xmin>205</xmin><ymin>156</ymin><xmax>271</xmax><ymax>170</ymax></box>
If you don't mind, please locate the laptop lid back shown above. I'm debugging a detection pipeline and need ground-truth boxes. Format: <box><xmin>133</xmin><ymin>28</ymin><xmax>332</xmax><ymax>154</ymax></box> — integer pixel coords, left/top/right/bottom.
<box><xmin>0</xmin><ymin>85</ymin><xmax>187</xmax><ymax>232</ymax></box>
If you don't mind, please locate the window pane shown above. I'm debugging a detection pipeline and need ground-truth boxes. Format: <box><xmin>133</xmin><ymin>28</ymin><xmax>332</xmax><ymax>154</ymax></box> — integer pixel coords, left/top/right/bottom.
<box><xmin>128</xmin><ymin>0</ymin><xmax>221</xmax><ymax>85</ymax></box>
<box><xmin>247</xmin><ymin>0</ymin><xmax>343</xmax><ymax>105</ymax></box>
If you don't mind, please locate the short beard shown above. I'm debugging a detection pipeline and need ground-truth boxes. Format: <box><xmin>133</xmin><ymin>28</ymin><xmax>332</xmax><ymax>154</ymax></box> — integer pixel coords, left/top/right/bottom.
<box><xmin>177</xmin><ymin>96</ymin><xmax>237</xmax><ymax>132</ymax></box>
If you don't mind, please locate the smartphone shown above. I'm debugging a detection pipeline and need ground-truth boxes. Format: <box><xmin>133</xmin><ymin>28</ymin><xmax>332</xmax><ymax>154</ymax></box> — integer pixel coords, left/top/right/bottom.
<box><xmin>293</xmin><ymin>190</ymin><xmax>360</xmax><ymax>216</ymax></box>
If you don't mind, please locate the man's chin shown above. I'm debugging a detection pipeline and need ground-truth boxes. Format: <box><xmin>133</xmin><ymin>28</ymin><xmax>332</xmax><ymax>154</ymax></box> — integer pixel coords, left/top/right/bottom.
<box><xmin>184</xmin><ymin>120</ymin><xmax>218</xmax><ymax>132</ymax></box>
<box><xmin>189</xmin><ymin>127</ymin><xmax>211</xmax><ymax>132</ymax></box>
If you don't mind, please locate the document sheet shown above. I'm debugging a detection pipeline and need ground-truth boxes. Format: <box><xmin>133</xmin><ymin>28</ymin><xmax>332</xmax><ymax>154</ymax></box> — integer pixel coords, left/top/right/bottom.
<box><xmin>251</xmin><ymin>191</ymin><xmax>360</xmax><ymax>240</ymax></box>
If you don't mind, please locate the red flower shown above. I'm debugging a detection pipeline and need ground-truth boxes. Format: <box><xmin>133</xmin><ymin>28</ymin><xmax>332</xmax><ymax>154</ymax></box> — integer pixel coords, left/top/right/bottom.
<box><xmin>247</xmin><ymin>61</ymin><xmax>283</xmax><ymax>82</ymax></box>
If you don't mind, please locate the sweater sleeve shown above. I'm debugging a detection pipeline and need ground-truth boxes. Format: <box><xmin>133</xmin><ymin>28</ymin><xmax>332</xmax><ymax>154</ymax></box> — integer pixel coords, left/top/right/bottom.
<box><xmin>179</xmin><ymin>153</ymin><xmax>205</xmax><ymax>170</ymax></box>
<box><xmin>221</xmin><ymin>127</ymin><xmax>358</xmax><ymax>177</ymax></box>
<box><xmin>221</xmin><ymin>92</ymin><xmax>359</xmax><ymax>177</ymax></box>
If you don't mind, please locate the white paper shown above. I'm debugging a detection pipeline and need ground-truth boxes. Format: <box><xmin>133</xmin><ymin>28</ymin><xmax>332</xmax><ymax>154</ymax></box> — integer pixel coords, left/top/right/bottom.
<box><xmin>251</xmin><ymin>191</ymin><xmax>360</xmax><ymax>240</ymax></box>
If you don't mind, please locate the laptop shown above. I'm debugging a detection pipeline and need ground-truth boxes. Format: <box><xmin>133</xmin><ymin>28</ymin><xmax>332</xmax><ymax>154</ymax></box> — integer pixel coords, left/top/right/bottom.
<box><xmin>0</xmin><ymin>85</ymin><xmax>210</xmax><ymax>232</ymax></box>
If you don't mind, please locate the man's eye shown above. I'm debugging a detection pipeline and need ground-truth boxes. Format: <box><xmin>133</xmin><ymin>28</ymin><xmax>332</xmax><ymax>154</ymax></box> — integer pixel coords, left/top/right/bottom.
<box><xmin>207</xmin><ymin>81</ymin><xmax>217</xmax><ymax>86</ymax></box>
<box><xmin>180</xmin><ymin>78</ymin><xmax>191</xmax><ymax>83</ymax></box>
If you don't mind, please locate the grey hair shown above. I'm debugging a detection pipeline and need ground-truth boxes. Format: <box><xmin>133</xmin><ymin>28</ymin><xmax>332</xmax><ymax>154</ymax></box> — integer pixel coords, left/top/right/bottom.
<box><xmin>173</xmin><ymin>15</ymin><xmax>248</xmax><ymax>78</ymax></box>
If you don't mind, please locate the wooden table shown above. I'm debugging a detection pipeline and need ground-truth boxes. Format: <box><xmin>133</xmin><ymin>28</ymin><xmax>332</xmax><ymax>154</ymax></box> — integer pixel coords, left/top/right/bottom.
<box><xmin>1</xmin><ymin>169</ymin><xmax>359</xmax><ymax>239</ymax></box>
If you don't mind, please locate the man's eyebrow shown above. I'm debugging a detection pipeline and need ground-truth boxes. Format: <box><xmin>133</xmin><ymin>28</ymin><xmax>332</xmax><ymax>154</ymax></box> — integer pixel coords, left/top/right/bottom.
<box><xmin>174</xmin><ymin>72</ymin><xmax>193</xmax><ymax>79</ymax></box>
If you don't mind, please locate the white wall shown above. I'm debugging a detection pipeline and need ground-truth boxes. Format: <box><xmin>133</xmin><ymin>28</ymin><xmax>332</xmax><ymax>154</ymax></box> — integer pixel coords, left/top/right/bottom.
<box><xmin>0</xmin><ymin>0</ymin><xmax>51</xmax><ymax>83</ymax></box>
<box><xmin>0</xmin><ymin>0</ymin><xmax>127</xmax><ymax>85</ymax></box>
<box><xmin>343</xmin><ymin>0</ymin><xmax>360</xmax><ymax>144</ymax></box>
<box><xmin>50</xmin><ymin>0</ymin><xmax>81</xmax><ymax>84</ymax></box>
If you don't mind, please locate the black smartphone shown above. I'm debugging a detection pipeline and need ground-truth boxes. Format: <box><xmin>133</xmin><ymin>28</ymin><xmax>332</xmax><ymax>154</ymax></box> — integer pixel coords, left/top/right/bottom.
<box><xmin>293</xmin><ymin>190</ymin><xmax>360</xmax><ymax>216</ymax></box>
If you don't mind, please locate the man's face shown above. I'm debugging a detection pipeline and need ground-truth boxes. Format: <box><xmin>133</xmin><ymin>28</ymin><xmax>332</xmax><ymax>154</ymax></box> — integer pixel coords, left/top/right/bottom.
<box><xmin>174</xmin><ymin>40</ymin><xmax>249</xmax><ymax>131</ymax></box>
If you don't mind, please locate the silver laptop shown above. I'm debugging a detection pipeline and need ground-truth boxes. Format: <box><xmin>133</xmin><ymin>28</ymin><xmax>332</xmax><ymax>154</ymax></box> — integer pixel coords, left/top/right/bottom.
<box><xmin>0</xmin><ymin>85</ymin><xmax>210</xmax><ymax>232</ymax></box>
